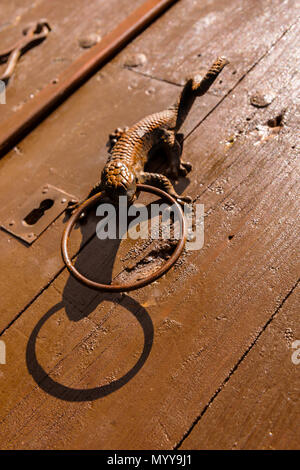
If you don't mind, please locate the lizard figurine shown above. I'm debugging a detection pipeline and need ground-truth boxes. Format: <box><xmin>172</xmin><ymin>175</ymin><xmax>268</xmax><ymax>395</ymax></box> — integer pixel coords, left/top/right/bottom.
<box><xmin>68</xmin><ymin>56</ymin><xmax>228</xmax><ymax>215</ymax></box>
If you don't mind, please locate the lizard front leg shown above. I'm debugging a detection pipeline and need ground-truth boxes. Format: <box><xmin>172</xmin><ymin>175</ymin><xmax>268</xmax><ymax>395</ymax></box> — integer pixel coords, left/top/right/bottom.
<box><xmin>139</xmin><ymin>171</ymin><xmax>192</xmax><ymax>205</ymax></box>
<box><xmin>107</xmin><ymin>127</ymin><xmax>129</xmax><ymax>153</ymax></box>
<box><xmin>66</xmin><ymin>180</ymin><xmax>104</xmax><ymax>219</ymax></box>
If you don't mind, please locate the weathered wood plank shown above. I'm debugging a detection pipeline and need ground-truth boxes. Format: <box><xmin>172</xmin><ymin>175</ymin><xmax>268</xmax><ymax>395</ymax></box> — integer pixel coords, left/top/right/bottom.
<box><xmin>116</xmin><ymin>0</ymin><xmax>297</xmax><ymax>83</ymax></box>
<box><xmin>0</xmin><ymin>70</ymin><xmax>177</xmax><ymax>331</ymax></box>
<box><xmin>112</xmin><ymin>0</ymin><xmax>298</xmax><ymax>134</ymax></box>
<box><xmin>180</xmin><ymin>284</ymin><xmax>300</xmax><ymax>450</ymax></box>
<box><xmin>0</xmin><ymin>0</ymin><xmax>297</xmax><ymax>333</ymax></box>
<box><xmin>0</xmin><ymin>0</ymin><xmax>39</xmax><ymax>32</ymax></box>
<box><xmin>0</xmin><ymin>0</ymin><xmax>145</xmax><ymax>124</ymax></box>
<box><xmin>0</xmin><ymin>17</ymin><xmax>298</xmax><ymax>449</ymax></box>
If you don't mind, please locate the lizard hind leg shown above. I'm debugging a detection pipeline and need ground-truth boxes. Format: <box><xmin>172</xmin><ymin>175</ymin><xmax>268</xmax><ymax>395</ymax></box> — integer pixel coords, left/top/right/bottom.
<box><xmin>180</xmin><ymin>161</ymin><xmax>193</xmax><ymax>175</ymax></box>
<box><xmin>174</xmin><ymin>132</ymin><xmax>193</xmax><ymax>175</ymax></box>
<box><xmin>163</xmin><ymin>131</ymin><xmax>192</xmax><ymax>179</ymax></box>
<box><xmin>65</xmin><ymin>180</ymin><xmax>104</xmax><ymax>223</ymax></box>
<box><xmin>161</xmin><ymin>129</ymin><xmax>192</xmax><ymax>179</ymax></box>
<box><xmin>139</xmin><ymin>171</ymin><xmax>192</xmax><ymax>206</ymax></box>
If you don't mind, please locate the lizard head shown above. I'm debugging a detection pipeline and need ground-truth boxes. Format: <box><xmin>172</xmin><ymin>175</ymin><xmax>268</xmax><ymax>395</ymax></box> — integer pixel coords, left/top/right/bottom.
<box><xmin>101</xmin><ymin>161</ymin><xmax>137</xmax><ymax>204</ymax></box>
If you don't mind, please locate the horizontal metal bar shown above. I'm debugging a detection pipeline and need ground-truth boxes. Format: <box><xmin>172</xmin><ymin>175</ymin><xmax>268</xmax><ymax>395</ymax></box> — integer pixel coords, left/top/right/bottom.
<box><xmin>0</xmin><ymin>0</ymin><xmax>178</xmax><ymax>157</ymax></box>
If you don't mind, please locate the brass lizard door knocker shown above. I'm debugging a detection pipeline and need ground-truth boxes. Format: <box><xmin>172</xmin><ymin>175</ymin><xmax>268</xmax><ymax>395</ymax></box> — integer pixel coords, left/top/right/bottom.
<box><xmin>62</xmin><ymin>57</ymin><xmax>229</xmax><ymax>291</ymax></box>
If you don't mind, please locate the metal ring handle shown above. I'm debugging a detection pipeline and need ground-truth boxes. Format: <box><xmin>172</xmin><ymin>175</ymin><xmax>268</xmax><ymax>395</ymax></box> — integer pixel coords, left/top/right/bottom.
<box><xmin>61</xmin><ymin>184</ymin><xmax>186</xmax><ymax>292</ymax></box>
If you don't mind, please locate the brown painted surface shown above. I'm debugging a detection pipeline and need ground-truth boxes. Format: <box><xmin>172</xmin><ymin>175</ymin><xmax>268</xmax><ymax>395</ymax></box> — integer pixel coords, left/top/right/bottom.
<box><xmin>0</xmin><ymin>0</ymin><xmax>179</xmax><ymax>156</ymax></box>
<box><xmin>0</xmin><ymin>0</ymin><xmax>145</xmax><ymax>124</ymax></box>
<box><xmin>0</xmin><ymin>0</ymin><xmax>299</xmax><ymax>450</ymax></box>
<box><xmin>0</xmin><ymin>0</ymin><xmax>297</xmax><ymax>330</ymax></box>
<box><xmin>0</xmin><ymin>69</ymin><xmax>179</xmax><ymax>329</ymax></box>
<box><xmin>180</xmin><ymin>285</ymin><xmax>300</xmax><ymax>450</ymax></box>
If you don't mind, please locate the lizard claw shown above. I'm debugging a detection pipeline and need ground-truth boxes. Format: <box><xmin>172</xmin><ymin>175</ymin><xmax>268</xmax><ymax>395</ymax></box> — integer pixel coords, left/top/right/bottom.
<box><xmin>178</xmin><ymin>166</ymin><xmax>188</xmax><ymax>177</ymax></box>
<box><xmin>65</xmin><ymin>200</ymin><xmax>86</xmax><ymax>218</ymax></box>
<box><xmin>182</xmin><ymin>161</ymin><xmax>193</xmax><ymax>173</ymax></box>
<box><xmin>65</xmin><ymin>201</ymin><xmax>88</xmax><ymax>224</ymax></box>
<box><xmin>176</xmin><ymin>195</ymin><xmax>192</xmax><ymax>206</ymax></box>
<box><xmin>66</xmin><ymin>199</ymin><xmax>80</xmax><ymax>213</ymax></box>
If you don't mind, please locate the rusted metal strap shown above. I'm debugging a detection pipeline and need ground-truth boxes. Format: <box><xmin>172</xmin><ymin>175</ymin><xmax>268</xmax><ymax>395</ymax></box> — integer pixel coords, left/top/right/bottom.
<box><xmin>61</xmin><ymin>184</ymin><xmax>186</xmax><ymax>292</ymax></box>
<box><xmin>0</xmin><ymin>0</ymin><xmax>179</xmax><ymax>157</ymax></box>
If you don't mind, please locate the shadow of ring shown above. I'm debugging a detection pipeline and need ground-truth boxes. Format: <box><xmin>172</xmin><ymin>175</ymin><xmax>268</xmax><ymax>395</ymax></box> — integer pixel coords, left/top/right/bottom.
<box><xmin>26</xmin><ymin>295</ymin><xmax>154</xmax><ymax>402</ymax></box>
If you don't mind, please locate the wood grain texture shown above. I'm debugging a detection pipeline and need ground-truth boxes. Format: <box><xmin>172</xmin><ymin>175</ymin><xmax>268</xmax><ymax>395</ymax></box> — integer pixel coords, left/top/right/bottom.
<box><xmin>0</xmin><ymin>0</ymin><xmax>297</xmax><ymax>332</ymax></box>
<box><xmin>0</xmin><ymin>5</ymin><xmax>298</xmax><ymax>448</ymax></box>
<box><xmin>113</xmin><ymin>0</ymin><xmax>299</xmax><ymax>140</ymax></box>
<box><xmin>112</xmin><ymin>0</ymin><xmax>298</xmax><ymax>91</ymax></box>
<box><xmin>180</xmin><ymin>284</ymin><xmax>300</xmax><ymax>450</ymax></box>
<box><xmin>0</xmin><ymin>0</ymin><xmax>40</xmax><ymax>32</ymax></box>
<box><xmin>0</xmin><ymin>0</ymin><xmax>145</xmax><ymax>124</ymax></box>
<box><xmin>0</xmin><ymin>69</ymin><xmax>177</xmax><ymax>331</ymax></box>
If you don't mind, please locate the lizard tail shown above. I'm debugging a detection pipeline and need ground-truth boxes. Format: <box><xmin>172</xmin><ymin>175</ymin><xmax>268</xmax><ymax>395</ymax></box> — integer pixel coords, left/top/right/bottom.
<box><xmin>172</xmin><ymin>56</ymin><xmax>229</xmax><ymax>131</ymax></box>
<box><xmin>192</xmin><ymin>56</ymin><xmax>229</xmax><ymax>96</ymax></box>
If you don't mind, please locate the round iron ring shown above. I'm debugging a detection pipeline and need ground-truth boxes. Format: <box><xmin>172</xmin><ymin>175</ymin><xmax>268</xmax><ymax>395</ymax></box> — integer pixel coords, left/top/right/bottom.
<box><xmin>61</xmin><ymin>184</ymin><xmax>187</xmax><ymax>292</ymax></box>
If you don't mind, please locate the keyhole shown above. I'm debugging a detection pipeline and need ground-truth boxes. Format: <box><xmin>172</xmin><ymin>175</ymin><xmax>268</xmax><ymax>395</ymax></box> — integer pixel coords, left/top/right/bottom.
<box><xmin>23</xmin><ymin>199</ymin><xmax>54</xmax><ymax>225</ymax></box>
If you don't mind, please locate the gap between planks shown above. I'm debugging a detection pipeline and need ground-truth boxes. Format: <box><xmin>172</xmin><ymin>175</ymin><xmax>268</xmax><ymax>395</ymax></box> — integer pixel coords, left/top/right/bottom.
<box><xmin>0</xmin><ymin>6</ymin><xmax>298</xmax><ymax>447</ymax></box>
<box><xmin>0</xmin><ymin>2</ymin><xmax>297</xmax><ymax>333</ymax></box>
<box><xmin>175</xmin><ymin>277</ymin><xmax>300</xmax><ymax>449</ymax></box>
<box><xmin>0</xmin><ymin>13</ymin><xmax>297</xmax><ymax>348</ymax></box>
<box><xmin>125</xmin><ymin>18</ymin><xmax>299</xmax><ymax>142</ymax></box>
